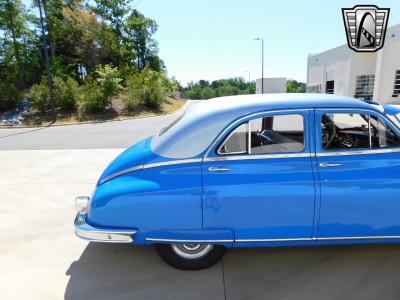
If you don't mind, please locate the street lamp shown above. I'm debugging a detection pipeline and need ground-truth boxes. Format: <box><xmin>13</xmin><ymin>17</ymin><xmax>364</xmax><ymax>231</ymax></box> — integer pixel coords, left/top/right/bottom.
<box><xmin>254</xmin><ymin>38</ymin><xmax>264</xmax><ymax>94</ymax></box>
<box><xmin>244</xmin><ymin>70</ymin><xmax>251</xmax><ymax>94</ymax></box>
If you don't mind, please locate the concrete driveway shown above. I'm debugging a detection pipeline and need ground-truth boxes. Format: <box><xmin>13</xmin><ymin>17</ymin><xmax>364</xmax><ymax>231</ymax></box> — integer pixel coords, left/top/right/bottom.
<box><xmin>1</xmin><ymin>102</ymin><xmax>400</xmax><ymax>299</ymax></box>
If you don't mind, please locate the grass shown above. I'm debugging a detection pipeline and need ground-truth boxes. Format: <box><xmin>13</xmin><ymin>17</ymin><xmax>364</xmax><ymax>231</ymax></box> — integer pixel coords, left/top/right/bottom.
<box><xmin>23</xmin><ymin>96</ymin><xmax>186</xmax><ymax>126</ymax></box>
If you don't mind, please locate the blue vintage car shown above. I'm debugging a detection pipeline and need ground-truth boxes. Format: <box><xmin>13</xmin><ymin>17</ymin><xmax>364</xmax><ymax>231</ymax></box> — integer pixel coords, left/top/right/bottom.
<box><xmin>75</xmin><ymin>94</ymin><xmax>400</xmax><ymax>270</ymax></box>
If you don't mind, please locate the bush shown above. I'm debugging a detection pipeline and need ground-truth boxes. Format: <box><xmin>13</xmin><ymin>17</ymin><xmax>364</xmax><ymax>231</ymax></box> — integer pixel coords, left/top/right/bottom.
<box><xmin>0</xmin><ymin>83</ymin><xmax>22</xmax><ymax>112</ymax></box>
<box><xmin>77</xmin><ymin>83</ymin><xmax>108</xmax><ymax>113</ymax></box>
<box><xmin>124</xmin><ymin>74</ymin><xmax>142</xmax><ymax>111</ymax></box>
<box><xmin>124</xmin><ymin>67</ymin><xmax>168</xmax><ymax>110</ymax></box>
<box><xmin>142</xmin><ymin>68</ymin><xmax>167</xmax><ymax>109</ymax></box>
<box><xmin>200</xmin><ymin>87</ymin><xmax>216</xmax><ymax>99</ymax></box>
<box><xmin>29</xmin><ymin>81</ymin><xmax>50</xmax><ymax>113</ymax></box>
<box><xmin>53</xmin><ymin>76</ymin><xmax>79</xmax><ymax>110</ymax></box>
<box><xmin>95</xmin><ymin>64</ymin><xmax>123</xmax><ymax>99</ymax></box>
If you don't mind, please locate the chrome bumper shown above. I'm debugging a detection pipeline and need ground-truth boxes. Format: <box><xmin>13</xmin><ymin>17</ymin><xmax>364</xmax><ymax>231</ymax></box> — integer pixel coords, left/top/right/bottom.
<box><xmin>74</xmin><ymin>196</ymin><xmax>137</xmax><ymax>243</ymax></box>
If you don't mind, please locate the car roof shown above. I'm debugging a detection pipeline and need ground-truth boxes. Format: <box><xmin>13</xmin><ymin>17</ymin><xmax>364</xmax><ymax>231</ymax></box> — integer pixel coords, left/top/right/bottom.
<box><xmin>151</xmin><ymin>94</ymin><xmax>381</xmax><ymax>159</ymax></box>
<box><xmin>191</xmin><ymin>93</ymin><xmax>378</xmax><ymax>116</ymax></box>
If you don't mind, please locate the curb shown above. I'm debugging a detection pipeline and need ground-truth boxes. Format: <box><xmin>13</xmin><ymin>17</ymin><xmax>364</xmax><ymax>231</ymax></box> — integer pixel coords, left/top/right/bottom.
<box><xmin>0</xmin><ymin>100</ymin><xmax>194</xmax><ymax>129</ymax></box>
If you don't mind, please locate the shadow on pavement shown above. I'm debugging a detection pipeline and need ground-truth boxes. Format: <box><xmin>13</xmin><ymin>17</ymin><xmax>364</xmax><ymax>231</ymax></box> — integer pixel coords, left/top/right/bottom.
<box><xmin>65</xmin><ymin>243</ymin><xmax>225</xmax><ymax>300</ymax></box>
<box><xmin>66</xmin><ymin>243</ymin><xmax>400</xmax><ymax>300</ymax></box>
<box><xmin>223</xmin><ymin>245</ymin><xmax>400</xmax><ymax>300</ymax></box>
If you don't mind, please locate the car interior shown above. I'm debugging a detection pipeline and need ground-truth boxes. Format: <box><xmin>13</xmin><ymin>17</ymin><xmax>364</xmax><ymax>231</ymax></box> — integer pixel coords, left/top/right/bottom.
<box><xmin>322</xmin><ymin>113</ymin><xmax>400</xmax><ymax>150</ymax></box>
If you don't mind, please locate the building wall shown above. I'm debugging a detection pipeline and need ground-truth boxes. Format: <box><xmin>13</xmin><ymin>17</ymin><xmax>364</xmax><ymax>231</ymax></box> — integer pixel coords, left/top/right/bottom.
<box><xmin>374</xmin><ymin>24</ymin><xmax>400</xmax><ymax>103</ymax></box>
<box><xmin>307</xmin><ymin>23</ymin><xmax>400</xmax><ymax>104</ymax></box>
<box><xmin>256</xmin><ymin>78</ymin><xmax>287</xmax><ymax>94</ymax></box>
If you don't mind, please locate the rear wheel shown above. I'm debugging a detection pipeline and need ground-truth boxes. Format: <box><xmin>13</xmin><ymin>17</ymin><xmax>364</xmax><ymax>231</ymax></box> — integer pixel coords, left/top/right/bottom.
<box><xmin>156</xmin><ymin>243</ymin><xmax>226</xmax><ymax>270</ymax></box>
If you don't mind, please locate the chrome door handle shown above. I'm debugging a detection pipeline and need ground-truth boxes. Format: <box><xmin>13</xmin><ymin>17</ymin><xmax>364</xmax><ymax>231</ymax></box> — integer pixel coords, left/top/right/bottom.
<box><xmin>319</xmin><ymin>162</ymin><xmax>342</xmax><ymax>168</ymax></box>
<box><xmin>208</xmin><ymin>166</ymin><xmax>231</xmax><ymax>172</ymax></box>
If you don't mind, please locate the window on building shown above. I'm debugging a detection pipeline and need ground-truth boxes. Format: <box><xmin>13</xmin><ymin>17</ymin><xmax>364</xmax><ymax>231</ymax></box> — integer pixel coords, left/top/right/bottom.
<box><xmin>393</xmin><ymin>70</ymin><xmax>400</xmax><ymax>97</ymax></box>
<box><xmin>326</xmin><ymin>81</ymin><xmax>334</xmax><ymax>94</ymax></box>
<box><xmin>354</xmin><ymin>75</ymin><xmax>375</xmax><ymax>100</ymax></box>
<box><xmin>322</xmin><ymin>113</ymin><xmax>400</xmax><ymax>151</ymax></box>
<box><xmin>306</xmin><ymin>84</ymin><xmax>322</xmax><ymax>93</ymax></box>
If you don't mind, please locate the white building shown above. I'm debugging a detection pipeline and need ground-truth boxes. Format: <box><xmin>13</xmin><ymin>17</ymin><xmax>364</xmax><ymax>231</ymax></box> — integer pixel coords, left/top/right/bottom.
<box><xmin>256</xmin><ymin>77</ymin><xmax>287</xmax><ymax>94</ymax></box>
<box><xmin>307</xmin><ymin>23</ymin><xmax>400</xmax><ymax>104</ymax></box>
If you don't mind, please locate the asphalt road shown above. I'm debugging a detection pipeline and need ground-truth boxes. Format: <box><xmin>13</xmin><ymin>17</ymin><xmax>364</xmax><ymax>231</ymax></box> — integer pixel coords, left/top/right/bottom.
<box><xmin>0</xmin><ymin>100</ymin><xmax>197</xmax><ymax>150</ymax></box>
<box><xmin>1</xmin><ymin>100</ymin><xmax>400</xmax><ymax>299</ymax></box>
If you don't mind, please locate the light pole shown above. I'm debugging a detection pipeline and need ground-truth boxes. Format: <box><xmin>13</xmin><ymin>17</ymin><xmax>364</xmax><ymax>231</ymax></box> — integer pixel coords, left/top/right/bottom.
<box><xmin>244</xmin><ymin>70</ymin><xmax>251</xmax><ymax>94</ymax></box>
<box><xmin>254</xmin><ymin>38</ymin><xmax>264</xmax><ymax>94</ymax></box>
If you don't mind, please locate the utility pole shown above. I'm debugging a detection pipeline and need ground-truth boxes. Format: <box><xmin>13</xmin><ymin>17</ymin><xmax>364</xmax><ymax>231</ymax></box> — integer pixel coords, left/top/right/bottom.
<box><xmin>245</xmin><ymin>71</ymin><xmax>251</xmax><ymax>94</ymax></box>
<box><xmin>254</xmin><ymin>38</ymin><xmax>264</xmax><ymax>94</ymax></box>
<box><xmin>38</xmin><ymin>0</ymin><xmax>56</xmax><ymax>122</ymax></box>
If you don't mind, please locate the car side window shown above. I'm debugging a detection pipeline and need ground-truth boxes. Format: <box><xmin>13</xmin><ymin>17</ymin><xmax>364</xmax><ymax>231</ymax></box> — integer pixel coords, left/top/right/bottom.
<box><xmin>218</xmin><ymin>122</ymin><xmax>249</xmax><ymax>155</ymax></box>
<box><xmin>322</xmin><ymin>113</ymin><xmax>400</xmax><ymax>150</ymax></box>
<box><xmin>249</xmin><ymin>114</ymin><xmax>304</xmax><ymax>154</ymax></box>
<box><xmin>218</xmin><ymin>114</ymin><xmax>305</xmax><ymax>155</ymax></box>
<box><xmin>370</xmin><ymin>116</ymin><xmax>400</xmax><ymax>148</ymax></box>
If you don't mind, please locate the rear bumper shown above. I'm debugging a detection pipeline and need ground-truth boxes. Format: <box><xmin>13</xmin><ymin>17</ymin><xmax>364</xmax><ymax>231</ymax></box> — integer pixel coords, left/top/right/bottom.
<box><xmin>74</xmin><ymin>196</ymin><xmax>137</xmax><ymax>243</ymax></box>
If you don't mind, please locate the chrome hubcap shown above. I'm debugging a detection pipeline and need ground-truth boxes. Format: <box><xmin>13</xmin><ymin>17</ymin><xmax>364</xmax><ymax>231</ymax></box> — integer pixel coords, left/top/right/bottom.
<box><xmin>171</xmin><ymin>243</ymin><xmax>213</xmax><ymax>259</ymax></box>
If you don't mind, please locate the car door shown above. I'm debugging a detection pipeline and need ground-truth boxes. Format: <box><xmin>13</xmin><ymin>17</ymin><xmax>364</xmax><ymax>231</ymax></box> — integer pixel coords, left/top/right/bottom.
<box><xmin>316</xmin><ymin>109</ymin><xmax>400</xmax><ymax>240</ymax></box>
<box><xmin>202</xmin><ymin>110</ymin><xmax>317</xmax><ymax>243</ymax></box>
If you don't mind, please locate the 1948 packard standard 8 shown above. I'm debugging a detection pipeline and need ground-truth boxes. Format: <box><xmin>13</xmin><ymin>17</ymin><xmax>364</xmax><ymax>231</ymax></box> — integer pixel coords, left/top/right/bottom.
<box><xmin>74</xmin><ymin>94</ymin><xmax>400</xmax><ymax>270</ymax></box>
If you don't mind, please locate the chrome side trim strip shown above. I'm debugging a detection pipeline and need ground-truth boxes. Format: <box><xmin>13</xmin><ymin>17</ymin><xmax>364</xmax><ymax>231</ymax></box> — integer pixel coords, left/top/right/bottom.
<box><xmin>204</xmin><ymin>152</ymin><xmax>310</xmax><ymax>162</ymax></box>
<box><xmin>317</xmin><ymin>235</ymin><xmax>400</xmax><ymax>241</ymax></box>
<box><xmin>100</xmin><ymin>165</ymin><xmax>144</xmax><ymax>184</ymax></box>
<box><xmin>99</xmin><ymin>158</ymin><xmax>203</xmax><ymax>184</ymax></box>
<box><xmin>236</xmin><ymin>237</ymin><xmax>314</xmax><ymax>242</ymax></box>
<box><xmin>146</xmin><ymin>238</ymin><xmax>234</xmax><ymax>243</ymax></box>
<box><xmin>317</xmin><ymin>148</ymin><xmax>400</xmax><ymax>157</ymax></box>
<box><xmin>236</xmin><ymin>236</ymin><xmax>400</xmax><ymax>243</ymax></box>
<box><xmin>143</xmin><ymin>158</ymin><xmax>202</xmax><ymax>169</ymax></box>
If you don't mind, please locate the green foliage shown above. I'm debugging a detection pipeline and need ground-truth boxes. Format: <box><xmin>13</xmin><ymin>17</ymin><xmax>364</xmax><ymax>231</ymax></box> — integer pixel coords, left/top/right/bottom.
<box><xmin>0</xmin><ymin>83</ymin><xmax>22</xmax><ymax>112</ymax></box>
<box><xmin>77</xmin><ymin>82</ymin><xmax>108</xmax><ymax>113</ymax></box>
<box><xmin>185</xmin><ymin>77</ymin><xmax>255</xmax><ymax>100</ymax></box>
<box><xmin>123</xmin><ymin>67</ymin><xmax>169</xmax><ymax>110</ymax></box>
<box><xmin>200</xmin><ymin>87</ymin><xmax>216</xmax><ymax>99</ymax></box>
<box><xmin>124</xmin><ymin>73</ymin><xmax>142</xmax><ymax>110</ymax></box>
<box><xmin>95</xmin><ymin>64</ymin><xmax>123</xmax><ymax>99</ymax></box>
<box><xmin>286</xmin><ymin>80</ymin><xmax>306</xmax><ymax>93</ymax></box>
<box><xmin>53</xmin><ymin>76</ymin><xmax>79</xmax><ymax>110</ymax></box>
<box><xmin>29</xmin><ymin>80</ymin><xmax>50</xmax><ymax>113</ymax></box>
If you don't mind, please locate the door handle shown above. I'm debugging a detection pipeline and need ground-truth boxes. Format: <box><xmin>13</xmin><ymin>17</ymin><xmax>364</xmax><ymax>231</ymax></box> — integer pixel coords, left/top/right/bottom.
<box><xmin>208</xmin><ymin>166</ymin><xmax>231</xmax><ymax>172</ymax></box>
<box><xmin>319</xmin><ymin>162</ymin><xmax>342</xmax><ymax>168</ymax></box>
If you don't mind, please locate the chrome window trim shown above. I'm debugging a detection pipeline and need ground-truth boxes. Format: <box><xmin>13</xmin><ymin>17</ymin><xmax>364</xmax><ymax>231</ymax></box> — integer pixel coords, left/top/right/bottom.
<box><xmin>216</xmin><ymin>121</ymin><xmax>249</xmax><ymax>155</ymax></box>
<box><xmin>316</xmin><ymin>147</ymin><xmax>400</xmax><ymax>157</ymax></box>
<box><xmin>204</xmin><ymin>152</ymin><xmax>310</xmax><ymax>162</ymax></box>
<box><xmin>206</xmin><ymin>109</ymin><xmax>311</xmax><ymax>159</ymax></box>
<box><xmin>146</xmin><ymin>238</ymin><xmax>234</xmax><ymax>243</ymax></box>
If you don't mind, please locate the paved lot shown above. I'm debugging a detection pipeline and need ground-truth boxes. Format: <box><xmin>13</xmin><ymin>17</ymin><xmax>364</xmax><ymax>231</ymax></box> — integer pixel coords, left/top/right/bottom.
<box><xmin>1</xmin><ymin>102</ymin><xmax>400</xmax><ymax>299</ymax></box>
<box><xmin>0</xmin><ymin>100</ymin><xmax>197</xmax><ymax>150</ymax></box>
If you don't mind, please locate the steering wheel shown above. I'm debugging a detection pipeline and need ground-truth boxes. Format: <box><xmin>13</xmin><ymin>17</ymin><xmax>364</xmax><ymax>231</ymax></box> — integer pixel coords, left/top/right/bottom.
<box><xmin>259</xmin><ymin>130</ymin><xmax>273</xmax><ymax>145</ymax></box>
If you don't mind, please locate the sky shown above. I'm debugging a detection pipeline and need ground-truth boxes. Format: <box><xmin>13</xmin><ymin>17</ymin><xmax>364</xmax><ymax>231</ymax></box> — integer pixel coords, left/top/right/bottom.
<box><xmin>24</xmin><ymin>0</ymin><xmax>400</xmax><ymax>85</ymax></box>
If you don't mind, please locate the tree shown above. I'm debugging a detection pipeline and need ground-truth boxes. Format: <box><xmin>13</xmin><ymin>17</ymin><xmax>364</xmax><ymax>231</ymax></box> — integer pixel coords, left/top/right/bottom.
<box><xmin>0</xmin><ymin>0</ymin><xmax>28</xmax><ymax>87</ymax></box>
<box><xmin>124</xmin><ymin>9</ymin><xmax>162</xmax><ymax>70</ymax></box>
<box><xmin>286</xmin><ymin>80</ymin><xmax>306</xmax><ymax>93</ymax></box>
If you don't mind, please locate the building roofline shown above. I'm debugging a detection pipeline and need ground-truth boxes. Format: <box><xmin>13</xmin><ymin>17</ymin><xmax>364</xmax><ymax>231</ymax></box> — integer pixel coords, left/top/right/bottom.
<box><xmin>308</xmin><ymin>22</ymin><xmax>400</xmax><ymax>58</ymax></box>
